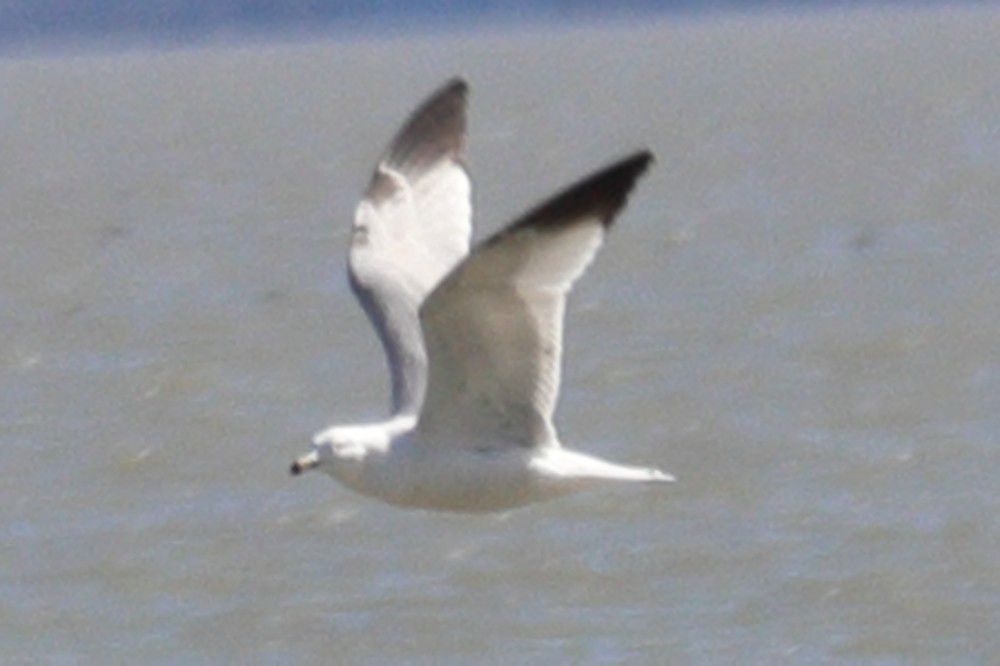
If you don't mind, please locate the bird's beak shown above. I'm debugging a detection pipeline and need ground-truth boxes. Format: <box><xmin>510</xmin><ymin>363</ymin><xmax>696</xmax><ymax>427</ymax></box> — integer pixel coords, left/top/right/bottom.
<box><xmin>290</xmin><ymin>450</ymin><xmax>319</xmax><ymax>476</ymax></box>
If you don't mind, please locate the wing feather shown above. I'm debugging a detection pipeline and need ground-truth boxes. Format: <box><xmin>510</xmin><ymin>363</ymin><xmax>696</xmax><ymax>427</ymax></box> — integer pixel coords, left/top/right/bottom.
<box><xmin>418</xmin><ymin>151</ymin><xmax>654</xmax><ymax>449</ymax></box>
<box><xmin>347</xmin><ymin>79</ymin><xmax>472</xmax><ymax>417</ymax></box>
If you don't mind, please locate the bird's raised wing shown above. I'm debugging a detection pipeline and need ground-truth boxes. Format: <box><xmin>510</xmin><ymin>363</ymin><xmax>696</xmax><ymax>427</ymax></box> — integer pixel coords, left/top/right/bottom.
<box><xmin>348</xmin><ymin>79</ymin><xmax>473</xmax><ymax>418</ymax></box>
<box><xmin>417</xmin><ymin>151</ymin><xmax>654</xmax><ymax>449</ymax></box>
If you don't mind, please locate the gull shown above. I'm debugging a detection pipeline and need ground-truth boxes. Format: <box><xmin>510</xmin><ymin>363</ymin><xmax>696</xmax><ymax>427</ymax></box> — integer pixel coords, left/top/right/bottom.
<box><xmin>290</xmin><ymin>78</ymin><xmax>673</xmax><ymax>512</ymax></box>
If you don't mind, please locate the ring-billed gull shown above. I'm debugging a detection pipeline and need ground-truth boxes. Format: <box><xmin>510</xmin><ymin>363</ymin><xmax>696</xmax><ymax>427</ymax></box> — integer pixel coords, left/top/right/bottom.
<box><xmin>290</xmin><ymin>78</ymin><xmax>673</xmax><ymax>512</ymax></box>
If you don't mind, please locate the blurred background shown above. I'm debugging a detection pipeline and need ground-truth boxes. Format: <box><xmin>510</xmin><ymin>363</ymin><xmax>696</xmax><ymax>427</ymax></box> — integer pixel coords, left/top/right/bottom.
<box><xmin>2</xmin><ymin>1</ymin><xmax>999</xmax><ymax>663</ymax></box>
<box><xmin>0</xmin><ymin>0</ymin><xmax>989</xmax><ymax>54</ymax></box>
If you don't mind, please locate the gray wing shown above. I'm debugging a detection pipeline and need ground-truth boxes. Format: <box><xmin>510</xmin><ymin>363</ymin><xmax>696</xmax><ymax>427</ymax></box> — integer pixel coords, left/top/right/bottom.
<box><xmin>417</xmin><ymin>151</ymin><xmax>654</xmax><ymax>449</ymax></box>
<box><xmin>348</xmin><ymin>79</ymin><xmax>472</xmax><ymax>418</ymax></box>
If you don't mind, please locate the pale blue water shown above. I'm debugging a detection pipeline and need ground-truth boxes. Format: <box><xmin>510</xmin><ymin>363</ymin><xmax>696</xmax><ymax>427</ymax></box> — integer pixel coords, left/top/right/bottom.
<box><xmin>3</xmin><ymin>6</ymin><xmax>1000</xmax><ymax>662</ymax></box>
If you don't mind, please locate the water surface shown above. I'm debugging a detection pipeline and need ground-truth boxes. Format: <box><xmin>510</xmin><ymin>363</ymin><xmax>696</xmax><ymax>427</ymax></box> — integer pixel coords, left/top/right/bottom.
<box><xmin>3</xmin><ymin>6</ymin><xmax>1000</xmax><ymax>662</ymax></box>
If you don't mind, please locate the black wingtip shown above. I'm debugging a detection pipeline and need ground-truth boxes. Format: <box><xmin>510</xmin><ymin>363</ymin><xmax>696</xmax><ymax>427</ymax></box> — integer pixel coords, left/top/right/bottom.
<box><xmin>506</xmin><ymin>150</ymin><xmax>655</xmax><ymax>236</ymax></box>
<box><xmin>441</xmin><ymin>77</ymin><xmax>469</xmax><ymax>97</ymax></box>
<box><xmin>379</xmin><ymin>78</ymin><xmax>469</xmax><ymax>175</ymax></box>
<box><xmin>600</xmin><ymin>150</ymin><xmax>655</xmax><ymax>215</ymax></box>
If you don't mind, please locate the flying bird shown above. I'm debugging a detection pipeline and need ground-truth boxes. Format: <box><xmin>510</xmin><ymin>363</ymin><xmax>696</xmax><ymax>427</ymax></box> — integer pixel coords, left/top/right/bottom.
<box><xmin>290</xmin><ymin>78</ymin><xmax>672</xmax><ymax>512</ymax></box>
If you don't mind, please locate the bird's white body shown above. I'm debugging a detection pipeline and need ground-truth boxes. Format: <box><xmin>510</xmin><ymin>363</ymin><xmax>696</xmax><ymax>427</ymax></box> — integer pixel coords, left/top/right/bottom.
<box><xmin>291</xmin><ymin>79</ymin><xmax>673</xmax><ymax>512</ymax></box>
<box><xmin>308</xmin><ymin>420</ymin><xmax>670</xmax><ymax>513</ymax></box>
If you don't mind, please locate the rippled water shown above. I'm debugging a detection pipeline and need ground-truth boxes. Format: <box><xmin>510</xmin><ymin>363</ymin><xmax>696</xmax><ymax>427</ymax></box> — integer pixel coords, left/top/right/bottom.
<box><xmin>3</xmin><ymin>6</ymin><xmax>1000</xmax><ymax>662</ymax></box>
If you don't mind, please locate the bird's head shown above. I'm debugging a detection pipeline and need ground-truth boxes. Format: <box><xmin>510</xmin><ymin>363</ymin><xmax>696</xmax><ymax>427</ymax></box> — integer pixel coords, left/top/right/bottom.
<box><xmin>290</xmin><ymin>427</ymin><xmax>367</xmax><ymax>483</ymax></box>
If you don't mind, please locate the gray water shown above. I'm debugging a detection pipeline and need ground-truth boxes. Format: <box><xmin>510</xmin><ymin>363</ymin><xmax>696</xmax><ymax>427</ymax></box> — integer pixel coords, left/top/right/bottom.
<box><xmin>3</xmin><ymin>6</ymin><xmax>1000</xmax><ymax>662</ymax></box>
